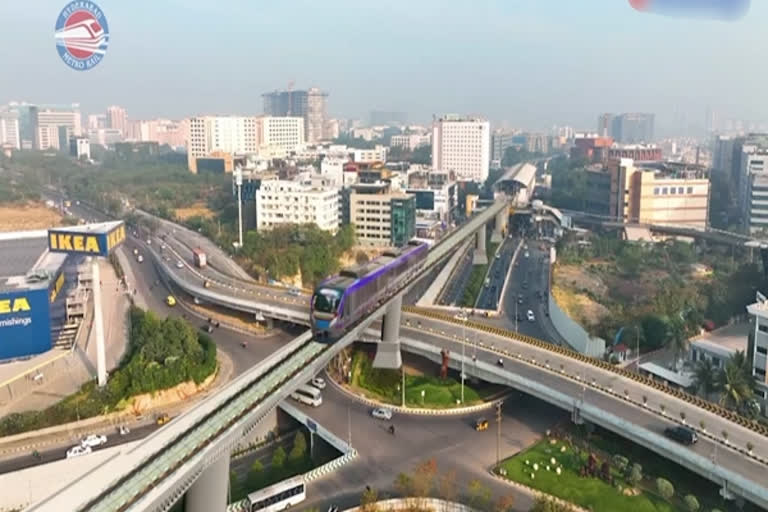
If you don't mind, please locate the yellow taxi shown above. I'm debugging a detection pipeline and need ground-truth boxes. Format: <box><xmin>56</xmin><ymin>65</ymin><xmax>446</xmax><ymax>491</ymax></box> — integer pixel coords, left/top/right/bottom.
<box><xmin>166</xmin><ymin>295</ymin><xmax>176</xmax><ymax>307</ymax></box>
<box><xmin>475</xmin><ymin>418</ymin><xmax>489</xmax><ymax>431</ymax></box>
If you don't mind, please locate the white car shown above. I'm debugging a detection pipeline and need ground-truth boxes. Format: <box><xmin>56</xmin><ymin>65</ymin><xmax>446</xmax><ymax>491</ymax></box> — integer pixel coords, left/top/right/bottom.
<box><xmin>371</xmin><ymin>407</ymin><xmax>393</xmax><ymax>420</ymax></box>
<box><xmin>176</xmin><ymin>261</ymin><xmax>184</xmax><ymax>269</ymax></box>
<box><xmin>66</xmin><ymin>444</ymin><xmax>92</xmax><ymax>459</ymax></box>
<box><xmin>80</xmin><ymin>434</ymin><xmax>107</xmax><ymax>448</ymax></box>
<box><xmin>118</xmin><ymin>425</ymin><xmax>130</xmax><ymax>436</ymax></box>
<box><xmin>524</xmin><ymin>251</ymin><xmax>530</xmax><ymax>258</ymax></box>
<box><xmin>526</xmin><ymin>310</ymin><xmax>535</xmax><ymax>322</ymax></box>
<box><xmin>311</xmin><ymin>377</ymin><xmax>326</xmax><ymax>389</ymax></box>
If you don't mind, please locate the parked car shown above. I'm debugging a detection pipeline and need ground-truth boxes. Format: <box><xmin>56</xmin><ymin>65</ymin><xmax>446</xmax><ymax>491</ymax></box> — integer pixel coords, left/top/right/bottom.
<box><xmin>175</xmin><ymin>261</ymin><xmax>184</xmax><ymax>269</ymax></box>
<box><xmin>526</xmin><ymin>310</ymin><xmax>535</xmax><ymax>322</ymax></box>
<box><xmin>664</xmin><ymin>426</ymin><xmax>698</xmax><ymax>445</ymax></box>
<box><xmin>371</xmin><ymin>408</ymin><xmax>393</xmax><ymax>420</ymax></box>
<box><xmin>80</xmin><ymin>434</ymin><xmax>107</xmax><ymax>448</ymax></box>
<box><xmin>118</xmin><ymin>425</ymin><xmax>130</xmax><ymax>436</ymax></box>
<box><xmin>66</xmin><ymin>445</ymin><xmax>92</xmax><ymax>459</ymax></box>
<box><xmin>311</xmin><ymin>377</ymin><xmax>326</xmax><ymax>389</ymax></box>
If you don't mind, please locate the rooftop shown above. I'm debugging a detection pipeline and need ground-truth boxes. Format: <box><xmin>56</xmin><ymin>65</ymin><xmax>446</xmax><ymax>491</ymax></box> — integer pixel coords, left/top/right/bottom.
<box><xmin>0</xmin><ymin>231</ymin><xmax>68</xmax><ymax>294</ymax></box>
<box><xmin>690</xmin><ymin>322</ymin><xmax>750</xmax><ymax>359</ymax></box>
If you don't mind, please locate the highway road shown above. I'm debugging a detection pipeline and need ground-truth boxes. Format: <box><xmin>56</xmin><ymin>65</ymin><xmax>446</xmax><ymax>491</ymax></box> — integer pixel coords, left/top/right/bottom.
<box><xmin>475</xmin><ymin>236</ymin><xmax>517</xmax><ymax>310</ymax></box>
<box><xmin>291</xmin><ymin>377</ymin><xmax>566</xmax><ymax>512</ymax></box>
<box><xmin>398</xmin><ymin>315</ymin><xmax>768</xmax><ymax>488</ymax></box>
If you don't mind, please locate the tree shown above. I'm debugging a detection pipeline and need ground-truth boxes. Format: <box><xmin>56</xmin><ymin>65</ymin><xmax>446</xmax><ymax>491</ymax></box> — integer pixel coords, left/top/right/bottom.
<box><xmin>683</xmin><ymin>494</ymin><xmax>700</xmax><ymax>512</ymax></box>
<box><xmin>666</xmin><ymin>318</ymin><xmax>690</xmax><ymax>370</ymax></box>
<box><xmin>394</xmin><ymin>472</ymin><xmax>413</xmax><ymax>496</ymax></box>
<box><xmin>611</xmin><ymin>455</ymin><xmax>629</xmax><ymax>474</ymax></box>
<box><xmin>411</xmin><ymin>458</ymin><xmax>438</xmax><ymax>497</ymax></box>
<box><xmin>656</xmin><ymin>478</ymin><xmax>675</xmax><ymax>500</ymax></box>
<box><xmin>288</xmin><ymin>431</ymin><xmax>308</xmax><ymax>467</ymax></box>
<box><xmin>466</xmin><ymin>479</ymin><xmax>492</xmax><ymax>511</ymax></box>
<box><xmin>691</xmin><ymin>359</ymin><xmax>719</xmax><ymax>399</ymax></box>
<box><xmin>717</xmin><ymin>350</ymin><xmax>756</xmax><ymax>411</ymax></box>
<box><xmin>640</xmin><ymin>314</ymin><xmax>670</xmax><ymax>350</ymax></box>
<box><xmin>271</xmin><ymin>445</ymin><xmax>287</xmax><ymax>477</ymax></box>
<box><xmin>246</xmin><ymin>460</ymin><xmax>265</xmax><ymax>490</ymax></box>
<box><xmin>437</xmin><ymin>470</ymin><xmax>457</xmax><ymax>503</ymax></box>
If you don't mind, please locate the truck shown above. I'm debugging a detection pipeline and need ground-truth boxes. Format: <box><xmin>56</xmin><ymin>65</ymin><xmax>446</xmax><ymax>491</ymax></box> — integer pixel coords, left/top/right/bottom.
<box><xmin>192</xmin><ymin>248</ymin><xmax>207</xmax><ymax>268</ymax></box>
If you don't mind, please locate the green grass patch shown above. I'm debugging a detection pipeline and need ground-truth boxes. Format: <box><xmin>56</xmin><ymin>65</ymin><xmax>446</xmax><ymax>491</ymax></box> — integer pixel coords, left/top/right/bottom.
<box><xmin>350</xmin><ymin>350</ymin><xmax>484</xmax><ymax>408</ymax></box>
<box><xmin>499</xmin><ymin>439</ymin><xmax>678</xmax><ymax>512</ymax></box>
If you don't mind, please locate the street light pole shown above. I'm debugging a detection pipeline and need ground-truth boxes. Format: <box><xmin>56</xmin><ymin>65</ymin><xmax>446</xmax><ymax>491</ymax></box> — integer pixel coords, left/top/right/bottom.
<box><xmin>461</xmin><ymin>312</ymin><xmax>466</xmax><ymax>404</ymax></box>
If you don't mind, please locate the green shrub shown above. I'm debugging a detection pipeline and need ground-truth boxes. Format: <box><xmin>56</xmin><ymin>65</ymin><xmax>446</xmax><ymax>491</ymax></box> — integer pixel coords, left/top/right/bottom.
<box><xmin>683</xmin><ymin>494</ymin><xmax>700</xmax><ymax>512</ymax></box>
<box><xmin>611</xmin><ymin>455</ymin><xmax>629</xmax><ymax>473</ymax></box>
<box><xmin>655</xmin><ymin>478</ymin><xmax>674</xmax><ymax>500</ymax></box>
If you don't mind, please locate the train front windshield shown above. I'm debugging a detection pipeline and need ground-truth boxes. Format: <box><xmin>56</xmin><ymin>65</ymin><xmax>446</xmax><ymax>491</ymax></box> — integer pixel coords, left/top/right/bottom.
<box><xmin>313</xmin><ymin>288</ymin><xmax>341</xmax><ymax>315</ymax></box>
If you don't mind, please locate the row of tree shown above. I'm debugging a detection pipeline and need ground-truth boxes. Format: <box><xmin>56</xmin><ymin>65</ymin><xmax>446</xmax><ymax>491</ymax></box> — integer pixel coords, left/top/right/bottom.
<box><xmin>691</xmin><ymin>350</ymin><xmax>760</xmax><ymax>417</ymax></box>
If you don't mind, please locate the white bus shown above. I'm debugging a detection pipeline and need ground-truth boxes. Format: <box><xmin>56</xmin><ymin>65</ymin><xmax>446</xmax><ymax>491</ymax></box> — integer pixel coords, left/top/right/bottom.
<box><xmin>290</xmin><ymin>384</ymin><xmax>322</xmax><ymax>407</ymax></box>
<box><xmin>247</xmin><ymin>476</ymin><xmax>306</xmax><ymax>512</ymax></box>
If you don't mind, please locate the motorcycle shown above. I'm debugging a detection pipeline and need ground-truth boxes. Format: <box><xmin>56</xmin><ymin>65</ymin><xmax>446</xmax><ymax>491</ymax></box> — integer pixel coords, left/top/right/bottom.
<box><xmin>388</xmin><ymin>425</ymin><xmax>395</xmax><ymax>435</ymax></box>
<box><xmin>497</xmin><ymin>358</ymin><xmax>504</xmax><ymax>367</ymax></box>
<box><xmin>241</xmin><ymin>341</ymin><xmax>248</xmax><ymax>348</ymax></box>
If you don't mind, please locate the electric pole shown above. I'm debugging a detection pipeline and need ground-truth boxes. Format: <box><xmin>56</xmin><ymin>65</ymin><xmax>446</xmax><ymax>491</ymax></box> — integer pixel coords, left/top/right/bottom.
<box><xmin>496</xmin><ymin>401</ymin><xmax>503</xmax><ymax>468</ymax></box>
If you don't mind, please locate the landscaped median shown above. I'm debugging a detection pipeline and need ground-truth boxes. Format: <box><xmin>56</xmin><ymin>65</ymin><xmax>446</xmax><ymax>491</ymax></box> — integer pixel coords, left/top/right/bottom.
<box><xmin>330</xmin><ymin>348</ymin><xmax>508</xmax><ymax>413</ymax></box>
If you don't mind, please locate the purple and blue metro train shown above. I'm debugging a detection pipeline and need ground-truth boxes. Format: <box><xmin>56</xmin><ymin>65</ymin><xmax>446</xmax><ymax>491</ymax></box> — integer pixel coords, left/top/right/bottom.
<box><xmin>310</xmin><ymin>241</ymin><xmax>429</xmax><ymax>343</ymax></box>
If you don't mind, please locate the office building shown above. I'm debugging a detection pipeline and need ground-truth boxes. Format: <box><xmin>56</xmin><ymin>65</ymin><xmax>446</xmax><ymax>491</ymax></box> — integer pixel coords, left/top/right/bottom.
<box><xmin>255</xmin><ymin>179</ymin><xmax>339</xmax><ymax>233</ymax></box>
<box><xmin>69</xmin><ymin>136</ymin><xmax>90</xmax><ymax>160</ymax></box>
<box><xmin>431</xmin><ymin>115</ymin><xmax>490</xmax><ymax>183</ymax></box>
<box><xmin>6</xmin><ymin>103</ymin><xmax>38</xmax><ymax>149</ymax></box>
<box><xmin>490</xmin><ymin>130</ymin><xmax>521</xmax><ymax>163</ymax></box>
<box><xmin>106</xmin><ymin>105</ymin><xmax>127</xmax><ymax>137</ymax></box>
<box><xmin>597</xmin><ymin>113</ymin><xmax>614</xmax><ymax>137</ymax></box>
<box><xmin>349</xmin><ymin>182</ymin><xmax>415</xmax><ymax>247</ymax></box>
<box><xmin>583</xmin><ymin>159</ymin><xmax>710</xmax><ymax>227</ymax></box>
<box><xmin>611</xmin><ymin>113</ymin><xmax>655</xmax><ymax>144</ymax></box>
<box><xmin>390</xmin><ymin>133</ymin><xmax>430</xmax><ymax>151</ymax></box>
<box><xmin>133</xmin><ymin>118</ymin><xmax>189</xmax><ymax>148</ymax></box>
<box><xmin>571</xmin><ymin>134</ymin><xmax>613</xmax><ymax>163</ymax></box>
<box><xmin>262</xmin><ymin>87</ymin><xmax>328</xmax><ymax>143</ymax></box>
<box><xmin>0</xmin><ymin>110</ymin><xmax>20</xmax><ymax>150</ymax></box>
<box><xmin>259</xmin><ymin>116</ymin><xmax>305</xmax><ymax>157</ymax></box>
<box><xmin>187</xmin><ymin>116</ymin><xmax>261</xmax><ymax>173</ymax></box>
<box><xmin>87</xmin><ymin>114</ymin><xmax>106</xmax><ymax>131</ymax></box>
<box><xmin>35</xmin><ymin>104</ymin><xmax>82</xmax><ymax>150</ymax></box>
<box><xmin>739</xmin><ymin>144</ymin><xmax>768</xmax><ymax>234</ymax></box>
<box><xmin>89</xmin><ymin>128</ymin><xmax>123</xmax><ymax>147</ymax></box>
<box><xmin>405</xmin><ymin>169</ymin><xmax>457</xmax><ymax>223</ymax></box>
<box><xmin>324</xmin><ymin>119</ymin><xmax>340</xmax><ymax>140</ymax></box>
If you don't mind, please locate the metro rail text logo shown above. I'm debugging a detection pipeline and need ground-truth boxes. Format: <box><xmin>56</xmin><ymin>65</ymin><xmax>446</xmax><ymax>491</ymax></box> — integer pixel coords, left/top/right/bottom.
<box><xmin>55</xmin><ymin>1</ymin><xmax>110</xmax><ymax>71</ymax></box>
<box><xmin>629</xmin><ymin>0</ymin><xmax>750</xmax><ymax>19</ymax></box>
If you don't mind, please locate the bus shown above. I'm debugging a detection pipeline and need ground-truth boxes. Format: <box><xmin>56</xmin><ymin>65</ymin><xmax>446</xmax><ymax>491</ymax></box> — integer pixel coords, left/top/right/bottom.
<box><xmin>290</xmin><ymin>384</ymin><xmax>322</xmax><ymax>407</ymax></box>
<box><xmin>246</xmin><ymin>476</ymin><xmax>306</xmax><ymax>512</ymax></box>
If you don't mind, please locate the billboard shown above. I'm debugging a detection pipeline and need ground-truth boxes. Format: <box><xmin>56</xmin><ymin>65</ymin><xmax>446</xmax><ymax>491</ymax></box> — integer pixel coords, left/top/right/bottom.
<box><xmin>0</xmin><ymin>288</ymin><xmax>52</xmax><ymax>360</ymax></box>
<box><xmin>48</xmin><ymin>222</ymin><xmax>125</xmax><ymax>257</ymax></box>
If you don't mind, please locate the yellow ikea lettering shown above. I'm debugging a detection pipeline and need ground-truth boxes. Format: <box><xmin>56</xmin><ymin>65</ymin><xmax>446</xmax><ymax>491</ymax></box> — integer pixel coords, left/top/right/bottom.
<box><xmin>107</xmin><ymin>225</ymin><xmax>125</xmax><ymax>250</ymax></box>
<box><xmin>0</xmin><ymin>298</ymin><xmax>31</xmax><ymax>314</ymax></box>
<box><xmin>85</xmin><ymin>236</ymin><xmax>100</xmax><ymax>253</ymax></box>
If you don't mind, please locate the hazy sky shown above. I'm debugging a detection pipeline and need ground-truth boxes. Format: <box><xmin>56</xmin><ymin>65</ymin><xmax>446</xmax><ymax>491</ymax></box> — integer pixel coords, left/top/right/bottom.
<box><xmin>0</xmin><ymin>0</ymin><xmax>765</xmax><ymax>133</ymax></box>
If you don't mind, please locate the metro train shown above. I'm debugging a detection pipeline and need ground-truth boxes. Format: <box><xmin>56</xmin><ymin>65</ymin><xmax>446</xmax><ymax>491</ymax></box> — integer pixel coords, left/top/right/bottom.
<box><xmin>310</xmin><ymin>241</ymin><xmax>429</xmax><ymax>342</ymax></box>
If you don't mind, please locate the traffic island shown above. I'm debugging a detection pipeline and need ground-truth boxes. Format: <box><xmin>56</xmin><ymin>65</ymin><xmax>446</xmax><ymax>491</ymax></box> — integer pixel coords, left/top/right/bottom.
<box><xmin>329</xmin><ymin>346</ymin><xmax>510</xmax><ymax>414</ymax></box>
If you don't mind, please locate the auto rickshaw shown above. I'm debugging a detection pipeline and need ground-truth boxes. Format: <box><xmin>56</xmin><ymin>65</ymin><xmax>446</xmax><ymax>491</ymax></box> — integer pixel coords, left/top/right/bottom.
<box><xmin>475</xmin><ymin>418</ymin><xmax>489</xmax><ymax>431</ymax></box>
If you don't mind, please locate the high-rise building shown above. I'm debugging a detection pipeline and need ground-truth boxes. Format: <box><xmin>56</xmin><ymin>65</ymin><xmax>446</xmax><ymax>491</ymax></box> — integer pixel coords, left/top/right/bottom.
<box><xmin>491</xmin><ymin>130</ymin><xmax>520</xmax><ymax>163</ymax></box>
<box><xmin>431</xmin><ymin>115</ymin><xmax>490</xmax><ymax>183</ymax></box>
<box><xmin>87</xmin><ymin>114</ymin><xmax>106</xmax><ymax>131</ymax></box>
<box><xmin>35</xmin><ymin>104</ymin><xmax>82</xmax><ymax>150</ymax></box>
<box><xmin>609</xmin><ymin>113</ymin><xmax>655</xmax><ymax>143</ymax></box>
<box><xmin>187</xmin><ymin>116</ymin><xmax>261</xmax><ymax>173</ymax></box>
<box><xmin>0</xmin><ymin>110</ymin><xmax>21</xmax><ymax>150</ymax></box>
<box><xmin>106</xmin><ymin>105</ymin><xmax>127</xmax><ymax>137</ymax></box>
<box><xmin>255</xmin><ymin>178</ymin><xmax>340</xmax><ymax>233</ymax></box>
<box><xmin>597</xmin><ymin>113</ymin><xmax>614</xmax><ymax>137</ymax></box>
<box><xmin>6</xmin><ymin>103</ymin><xmax>38</xmax><ymax>149</ymax></box>
<box><xmin>259</xmin><ymin>116</ymin><xmax>305</xmax><ymax>156</ymax></box>
<box><xmin>262</xmin><ymin>87</ymin><xmax>328</xmax><ymax>143</ymax></box>
<box><xmin>737</xmin><ymin>138</ymin><xmax>768</xmax><ymax>234</ymax></box>
<box><xmin>349</xmin><ymin>183</ymin><xmax>415</xmax><ymax>247</ymax></box>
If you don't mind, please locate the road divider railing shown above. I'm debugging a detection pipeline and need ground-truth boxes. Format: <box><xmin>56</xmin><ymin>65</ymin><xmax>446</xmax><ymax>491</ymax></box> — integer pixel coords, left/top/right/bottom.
<box><xmin>402</xmin><ymin>306</ymin><xmax>768</xmax><ymax>442</ymax></box>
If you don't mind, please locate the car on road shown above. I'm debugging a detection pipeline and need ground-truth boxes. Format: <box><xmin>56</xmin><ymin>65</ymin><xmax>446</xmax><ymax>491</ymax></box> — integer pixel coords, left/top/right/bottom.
<box><xmin>371</xmin><ymin>407</ymin><xmax>393</xmax><ymax>420</ymax></box>
<box><xmin>517</xmin><ymin>294</ymin><xmax>523</xmax><ymax>304</ymax></box>
<box><xmin>201</xmin><ymin>324</ymin><xmax>214</xmax><ymax>333</ymax></box>
<box><xmin>664</xmin><ymin>426</ymin><xmax>698</xmax><ymax>445</ymax></box>
<box><xmin>526</xmin><ymin>310</ymin><xmax>535</xmax><ymax>322</ymax></box>
<box><xmin>166</xmin><ymin>295</ymin><xmax>176</xmax><ymax>307</ymax></box>
<box><xmin>133</xmin><ymin>248</ymin><xmax>138</xmax><ymax>255</ymax></box>
<box><xmin>484</xmin><ymin>278</ymin><xmax>490</xmax><ymax>287</ymax></box>
<box><xmin>524</xmin><ymin>251</ymin><xmax>530</xmax><ymax>258</ymax></box>
<box><xmin>311</xmin><ymin>377</ymin><xmax>326</xmax><ymax>389</ymax></box>
<box><xmin>80</xmin><ymin>434</ymin><xmax>107</xmax><ymax>448</ymax></box>
<box><xmin>66</xmin><ymin>445</ymin><xmax>92</xmax><ymax>459</ymax></box>
<box><xmin>175</xmin><ymin>261</ymin><xmax>184</xmax><ymax>269</ymax></box>
<box><xmin>474</xmin><ymin>418</ymin><xmax>489</xmax><ymax>431</ymax></box>
<box><xmin>118</xmin><ymin>425</ymin><xmax>130</xmax><ymax>436</ymax></box>
<box><xmin>146</xmin><ymin>239</ymin><xmax>151</xmax><ymax>245</ymax></box>
<box><xmin>156</xmin><ymin>413</ymin><xmax>170</xmax><ymax>425</ymax></box>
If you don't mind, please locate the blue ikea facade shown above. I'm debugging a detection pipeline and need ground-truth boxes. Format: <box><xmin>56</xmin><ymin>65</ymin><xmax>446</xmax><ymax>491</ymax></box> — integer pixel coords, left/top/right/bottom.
<box><xmin>0</xmin><ymin>287</ymin><xmax>53</xmax><ymax>360</ymax></box>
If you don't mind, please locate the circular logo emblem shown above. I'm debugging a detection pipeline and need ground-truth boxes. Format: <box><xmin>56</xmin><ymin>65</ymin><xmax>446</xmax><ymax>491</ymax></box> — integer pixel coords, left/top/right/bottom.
<box><xmin>54</xmin><ymin>2</ymin><xmax>110</xmax><ymax>71</ymax></box>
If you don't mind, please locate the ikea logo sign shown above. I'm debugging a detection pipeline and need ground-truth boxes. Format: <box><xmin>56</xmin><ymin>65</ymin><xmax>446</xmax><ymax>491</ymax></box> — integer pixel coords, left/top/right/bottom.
<box><xmin>50</xmin><ymin>272</ymin><xmax>65</xmax><ymax>303</ymax></box>
<box><xmin>0</xmin><ymin>297</ymin><xmax>31</xmax><ymax>314</ymax></box>
<box><xmin>49</xmin><ymin>232</ymin><xmax>102</xmax><ymax>253</ymax></box>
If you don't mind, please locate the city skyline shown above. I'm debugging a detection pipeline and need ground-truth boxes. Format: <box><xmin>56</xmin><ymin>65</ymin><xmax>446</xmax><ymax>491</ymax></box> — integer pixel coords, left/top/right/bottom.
<box><xmin>1</xmin><ymin>1</ymin><xmax>767</xmax><ymax>135</ymax></box>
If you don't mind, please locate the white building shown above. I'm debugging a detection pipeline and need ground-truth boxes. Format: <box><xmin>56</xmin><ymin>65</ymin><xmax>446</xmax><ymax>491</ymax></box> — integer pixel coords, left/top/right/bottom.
<box><xmin>320</xmin><ymin>157</ymin><xmax>346</xmax><ymax>187</ymax></box>
<box><xmin>256</xmin><ymin>179</ymin><xmax>339</xmax><ymax>233</ymax></box>
<box><xmin>106</xmin><ymin>105</ymin><xmax>127</xmax><ymax>137</ymax></box>
<box><xmin>89</xmin><ymin>128</ymin><xmax>123</xmax><ymax>147</ymax></box>
<box><xmin>353</xmin><ymin>145</ymin><xmax>388</xmax><ymax>164</ymax></box>
<box><xmin>390</xmin><ymin>133</ymin><xmax>430</xmax><ymax>151</ymax></box>
<box><xmin>739</xmin><ymin>145</ymin><xmax>768</xmax><ymax>234</ymax></box>
<box><xmin>306</xmin><ymin>88</ymin><xmax>328</xmax><ymax>143</ymax></box>
<box><xmin>745</xmin><ymin>294</ymin><xmax>768</xmax><ymax>414</ymax></box>
<box><xmin>187</xmin><ymin>116</ymin><xmax>260</xmax><ymax>173</ymax></box>
<box><xmin>72</xmin><ymin>137</ymin><xmax>90</xmax><ymax>160</ymax></box>
<box><xmin>0</xmin><ymin>110</ymin><xmax>20</xmax><ymax>150</ymax></box>
<box><xmin>259</xmin><ymin>116</ymin><xmax>305</xmax><ymax>157</ymax></box>
<box><xmin>431</xmin><ymin>115</ymin><xmax>490</xmax><ymax>183</ymax></box>
<box><xmin>36</xmin><ymin>105</ymin><xmax>82</xmax><ymax>150</ymax></box>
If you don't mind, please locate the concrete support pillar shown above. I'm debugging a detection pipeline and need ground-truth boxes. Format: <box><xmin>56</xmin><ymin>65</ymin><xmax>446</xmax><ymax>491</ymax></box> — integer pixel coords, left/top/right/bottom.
<box><xmin>265</xmin><ymin>317</ymin><xmax>274</xmax><ymax>330</ymax></box>
<box><xmin>185</xmin><ymin>452</ymin><xmax>230</xmax><ymax>512</ymax></box>
<box><xmin>373</xmin><ymin>294</ymin><xmax>403</xmax><ymax>369</ymax></box>
<box><xmin>491</xmin><ymin>209</ymin><xmax>508</xmax><ymax>243</ymax></box>
<box><xmin>473</xmin><ymin>227</ymin><xmax>488</xmax><ymax>265</ymax></box>
<box><xmin>92</xmin><ymin>260</ymin><xmax>107</xmax><ymax>387</ymax></box>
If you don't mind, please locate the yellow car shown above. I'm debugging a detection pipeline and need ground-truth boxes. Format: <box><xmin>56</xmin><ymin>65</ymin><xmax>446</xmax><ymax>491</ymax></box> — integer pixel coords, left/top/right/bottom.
<box><xmin>475</xmin><ymin>418</ymin><xmax>489</xmax><ymax>431</ymax></box>
<box><xmin>166</xmin><ymin>295</ymin><xmax>176</xmax><ymax>307</ymax></box>
<box><xmin>204</xmin><ymin>280</ymin><xmax>211</xmax><ymax>289</ymax></box>
<box><xmin>156</xmin><ymin>413</ymin><xmax>170</xmax><ymax>425</ymax></box>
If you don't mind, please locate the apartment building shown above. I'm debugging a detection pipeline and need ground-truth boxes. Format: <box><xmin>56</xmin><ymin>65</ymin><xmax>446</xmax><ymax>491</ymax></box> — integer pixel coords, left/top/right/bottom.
<box><xmin>35</xmin><ymin>104</ymin><xmax>82</xmax><ymax>150</ymax></box>
<box><xmin>0</xmin><ymin>110</ymin><xmax>20</xmax><ymax>149</ymax></box>
<box><xmin>390</xmin><ymin>133</ymin><xmax>430</xmax><ymax>151</ymax></box>
<box><xmin>353</xmin><ymin>145</ymin><xmax>388</xmax><ymax>164</ymax></box>
<box><xmin>431</xmin><ymin>115</ymin><xmax>490</xmax><ymax>183</ymax></box>
<box><xmin>255</xmin><ymin>178</ymin><xmax>339</xmax><ymax>232</ymax></box>
<box><xmin>349</xmin><ymin>182</ymin><xmax>415</xmax><ymax>247</ymax></box>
